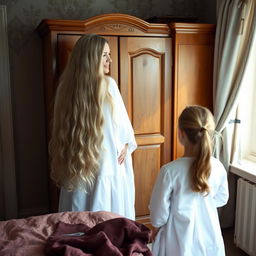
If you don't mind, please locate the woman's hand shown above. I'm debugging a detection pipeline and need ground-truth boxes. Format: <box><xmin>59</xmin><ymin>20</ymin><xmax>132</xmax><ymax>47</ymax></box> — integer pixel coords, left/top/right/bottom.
<box><xmin>118</xmin><ymin>144</ymin><xmax>128</xmax><ymax>164</ymax></box>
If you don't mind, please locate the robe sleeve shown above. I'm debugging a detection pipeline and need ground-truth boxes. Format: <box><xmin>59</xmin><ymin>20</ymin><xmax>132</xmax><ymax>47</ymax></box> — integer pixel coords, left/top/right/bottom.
<box><xmin>108</xmin><ymin>77</ymin><xmax>137</xmax><ymax>154</ymax></box>
<box><xmin>213</xmin><ymin>163</ymin><xmax>229</xmax><ymax>208</ymax></box>
<box><xmin>149</xmin><ymin>165</ymin><xmax>173</xmax><ymax>227</ymax></box>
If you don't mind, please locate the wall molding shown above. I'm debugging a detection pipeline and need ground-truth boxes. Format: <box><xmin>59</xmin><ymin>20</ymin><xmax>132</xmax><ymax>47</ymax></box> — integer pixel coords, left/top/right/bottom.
<box><xmin>0</xmin><ymin>5</ymin><xmax>17</xmax><ymax>220</ymax></box>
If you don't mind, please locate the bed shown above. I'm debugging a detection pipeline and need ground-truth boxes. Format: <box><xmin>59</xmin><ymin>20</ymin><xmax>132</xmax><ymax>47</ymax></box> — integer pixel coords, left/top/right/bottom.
<box><xmin>0</xmin><ymin>211</ymin><xmax>152</xmax><ymax>256</ymax></box>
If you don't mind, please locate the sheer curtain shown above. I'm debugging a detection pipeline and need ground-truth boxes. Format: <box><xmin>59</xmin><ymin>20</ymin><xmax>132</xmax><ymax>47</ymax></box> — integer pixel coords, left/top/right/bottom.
<box><xmin>213</xmin><ymin>0</ymin><xmax>256</xmax><ymax>227</ymax></box>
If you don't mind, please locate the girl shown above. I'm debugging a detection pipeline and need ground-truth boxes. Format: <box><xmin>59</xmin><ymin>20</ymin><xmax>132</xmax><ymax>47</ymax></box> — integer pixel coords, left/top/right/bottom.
<box><xmin>149</xmin><ymin>105</ymin><xmax>229</xmax><ymax>256</ymax></box>
<box><xmin>49</xmin><ymin>34</ymin><xmax>137</xmax><ymax>220</ymax></box>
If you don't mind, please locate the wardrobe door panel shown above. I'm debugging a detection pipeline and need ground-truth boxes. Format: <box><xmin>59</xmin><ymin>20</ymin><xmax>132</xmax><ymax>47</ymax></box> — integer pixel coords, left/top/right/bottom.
<box><xmin>175</xmin><ymin>44</ymin><xmax>213</xmax><ymax>158</ymax></box>
<box><xmin>119</xmin><ymin>37</ymin><xmax>172</xmax><ymax>224</ymax></box>
<box><xmin>133</xmin><ymin>54</ymin><xmax>161</xmax><ymax>134</ymax></box>
<box><xmin>134</xmin><ymin>146</ymin><xmax>160</xmax><ymax>216</ymax></box>
<box><xmin>57</xmin><ymin>35</ymin><xmax>80</xmax><ymax>78</ymax></box>
<box><xmin>171</xmin><ymin>26</ymin><xmax>215</xmax><ymax>160</ymax></box>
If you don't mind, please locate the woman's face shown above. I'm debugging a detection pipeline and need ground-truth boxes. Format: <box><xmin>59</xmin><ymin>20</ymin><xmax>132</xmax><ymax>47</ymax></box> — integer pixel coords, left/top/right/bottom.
<box><xmin>102</xmin><ymin>43</ymin><xmax>112</xmax><ymax>74</ymax></box>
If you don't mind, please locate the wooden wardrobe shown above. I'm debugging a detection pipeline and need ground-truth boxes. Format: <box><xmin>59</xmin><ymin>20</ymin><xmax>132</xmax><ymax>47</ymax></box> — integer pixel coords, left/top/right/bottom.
<box><xmin>37</xmin><ymin>13</ymin><xmax>215</xmax><ymax>226</ymax></box>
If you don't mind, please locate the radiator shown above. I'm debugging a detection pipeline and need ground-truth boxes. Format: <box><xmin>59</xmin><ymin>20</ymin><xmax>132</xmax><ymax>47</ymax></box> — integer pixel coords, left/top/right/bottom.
<box><xmin>234</xmin><ymin>178</ymin><xmax>256</xmax><ymax>256</ymax></box>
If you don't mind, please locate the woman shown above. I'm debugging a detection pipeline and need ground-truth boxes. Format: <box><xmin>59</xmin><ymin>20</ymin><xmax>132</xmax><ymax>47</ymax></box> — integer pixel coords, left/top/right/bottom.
<box><xmin>49</xmin><ymin>34</ymin><xmax>137</xmax><ymax>220</ymax></box>
<box><xmin>150</xmin><ymin>105</ymin><xmax>229</xmax><ymax>256</ymax></box>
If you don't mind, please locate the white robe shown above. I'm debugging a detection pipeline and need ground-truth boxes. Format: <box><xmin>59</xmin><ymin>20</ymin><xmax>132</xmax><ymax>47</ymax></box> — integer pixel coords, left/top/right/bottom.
<box><xmin>59</xmin><ymin>77</ymin><xmax>137</xmax><ymax>220</ymax></box>
<box><xmin>150</xmin><ymin>157</ymin><xmax>229</xmax><ymax>256</ymax></box>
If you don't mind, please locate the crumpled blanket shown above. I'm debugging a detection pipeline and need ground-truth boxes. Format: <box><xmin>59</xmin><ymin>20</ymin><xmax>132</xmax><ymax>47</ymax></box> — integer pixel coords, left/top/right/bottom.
<box><xmin>45</xmin><ymin>217</ymin><xmax>152</xmax><ymax>256</ymax></box>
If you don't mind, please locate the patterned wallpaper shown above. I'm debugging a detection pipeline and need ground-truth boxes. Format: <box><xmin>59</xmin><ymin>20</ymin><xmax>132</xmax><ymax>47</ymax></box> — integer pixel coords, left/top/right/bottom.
<box><xmin>1</xmin><ymin>0</ymin><xmax>204</xmax><ymax>54</ymax></box>
<box><xmin>0</xmin><ymin>0</ymin><xmax>215</xmax><ymax>217</ymax></box>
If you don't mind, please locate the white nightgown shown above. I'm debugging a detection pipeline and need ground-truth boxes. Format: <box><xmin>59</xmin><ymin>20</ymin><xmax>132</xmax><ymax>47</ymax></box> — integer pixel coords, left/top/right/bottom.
<box><xmin>150</xmin><ymin>157</ymin><xmax>229</xmax><ymax>256</ymax></box>
<box><xmin>59</xmin><ymin>77</ymin><xmax>137</xmax><ymax>220</ymax></box>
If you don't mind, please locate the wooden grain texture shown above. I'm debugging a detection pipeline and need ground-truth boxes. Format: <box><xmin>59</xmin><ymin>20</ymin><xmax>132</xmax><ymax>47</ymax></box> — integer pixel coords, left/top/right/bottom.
<box><xmin>170</xmin><ymin>23</ymin><xmax>215</xmax><ymax>160</ymax></box>
<box><xmin>37</xmin><ymin>13</ymin><xmax>170</xmax><ymax>37</ymax></box>
<box><xmin>133</xmin><ymin>145</ymin><xmax>161</xmax><ymax>216</ymax></box>
<box><xmin>119</xmin><ymin>36</ymin><xmax>172</xmax><ymax>220</ymax></box>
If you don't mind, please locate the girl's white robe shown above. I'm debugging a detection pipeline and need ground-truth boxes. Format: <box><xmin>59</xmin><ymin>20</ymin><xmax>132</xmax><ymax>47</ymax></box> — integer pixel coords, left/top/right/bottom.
<box><xmin>59</xmin><ymin>77</ymin><xmax>137</xmax><ymax>220</ymax></box>
<box><xmin>150</xmin><ymin>157</ymin><xmax>229</xmax><ymax>256</ymax></box>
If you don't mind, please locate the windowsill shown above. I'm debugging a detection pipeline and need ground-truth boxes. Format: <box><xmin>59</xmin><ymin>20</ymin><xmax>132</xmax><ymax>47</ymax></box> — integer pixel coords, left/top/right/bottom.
<box><xmin>230</xmin><ymin>159</ymin><xmax>256</xmax><ymax>183</ymax></box>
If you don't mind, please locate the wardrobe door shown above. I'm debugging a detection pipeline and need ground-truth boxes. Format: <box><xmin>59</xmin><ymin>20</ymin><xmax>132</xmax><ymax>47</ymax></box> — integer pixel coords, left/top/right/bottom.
<box><xmin>119</xmin><ymin>37</ymin><xmax>172</xmax><ymax>226</ymax></box>
<box><xmin>171</xmin><ymin>24</ymin><xmax>215</xmax><ymax>160</ymax></box>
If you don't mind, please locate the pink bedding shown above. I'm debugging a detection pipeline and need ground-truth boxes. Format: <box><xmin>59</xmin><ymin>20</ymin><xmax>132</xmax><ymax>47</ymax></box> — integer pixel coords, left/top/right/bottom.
<box><xmin>0</xmin><ymin>211</ymin><xmax>150</xmax><ymax>256</ymax></box>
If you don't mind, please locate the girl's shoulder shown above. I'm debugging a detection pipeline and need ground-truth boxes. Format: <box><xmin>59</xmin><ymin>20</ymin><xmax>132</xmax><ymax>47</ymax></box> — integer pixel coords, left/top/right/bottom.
<box><xmin>161</xmin><ymin>157</ymin><xmax>193</xmax><ymax>174</ymax></box>
<box><xmin>163</xmin><ymin>157</ymin><xmax>224</xmax><ymax>170</ymax></box>
<box><xmin>210</xmin><ymin>156</ymin><xmax>226</xmax><ymax>169</ymax></box>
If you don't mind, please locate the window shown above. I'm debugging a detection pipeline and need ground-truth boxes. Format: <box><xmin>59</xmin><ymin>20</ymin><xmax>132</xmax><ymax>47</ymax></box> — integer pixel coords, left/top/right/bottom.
<box><xmin>238</xmin><ymin>31</ymin><xmax>256</xmax><ymax>163</ymax></box>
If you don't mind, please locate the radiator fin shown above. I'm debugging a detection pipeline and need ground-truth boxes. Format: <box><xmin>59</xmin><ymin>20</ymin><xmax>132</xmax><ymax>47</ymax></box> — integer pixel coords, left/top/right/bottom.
<box><xmin>235</xmin><ymin>178</ymin><xmax>256</xmax><ymax>256</ymax></box>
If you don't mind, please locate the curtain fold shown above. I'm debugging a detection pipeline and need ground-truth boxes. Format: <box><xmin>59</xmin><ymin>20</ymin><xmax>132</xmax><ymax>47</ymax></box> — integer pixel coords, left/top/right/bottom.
<box><xmin>213</xmin><ymin>0</ymin><xmax>256</xmax><ymax>227</ymax></box>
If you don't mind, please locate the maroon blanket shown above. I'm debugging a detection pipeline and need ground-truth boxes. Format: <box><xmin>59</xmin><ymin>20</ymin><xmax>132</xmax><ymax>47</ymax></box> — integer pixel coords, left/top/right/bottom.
<box><xmin>45</xmin><ymin>218</ymin><xmax>152</xmax><ymax>256</ymax></box>
<box><xmin>0</xmin><ymin>211</ymin><xmax>127</xmax><ymax>256</ymax></box>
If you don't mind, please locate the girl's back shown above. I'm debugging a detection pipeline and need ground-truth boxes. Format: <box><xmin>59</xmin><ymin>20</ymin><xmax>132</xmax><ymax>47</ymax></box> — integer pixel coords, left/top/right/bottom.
<box><xmin>150</xmin><ymin>105</ymin><xmax>229</xmax><ymax>256</ymax></box>
<box><xmin>150</xmin><ymin>155</ymin><xmax>228</xmax><ymax>256</ymax></box>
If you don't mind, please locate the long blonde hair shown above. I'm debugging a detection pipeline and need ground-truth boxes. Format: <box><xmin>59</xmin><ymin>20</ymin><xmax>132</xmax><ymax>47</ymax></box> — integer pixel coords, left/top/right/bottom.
<box><xmin>178</xmin><ymin>105</ymin><xmax>215</xmax><ymax>194</ymax></box>
<box><xmin>49</xmin><ymin>34</ymin><xmax>112</xmax><ymax>191</ymax></box>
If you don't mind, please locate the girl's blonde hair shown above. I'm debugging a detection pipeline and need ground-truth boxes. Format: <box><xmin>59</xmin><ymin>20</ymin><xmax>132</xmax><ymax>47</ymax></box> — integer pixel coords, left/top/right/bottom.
<box><xmin>49</xmin><ymin>34</ymin><xmax>112</xmax><ymax>191</ymax></box>
<box><xmin>178</xmin><ymin>105</ymin><xmax>215</xmax><ymax>194</ymax></box>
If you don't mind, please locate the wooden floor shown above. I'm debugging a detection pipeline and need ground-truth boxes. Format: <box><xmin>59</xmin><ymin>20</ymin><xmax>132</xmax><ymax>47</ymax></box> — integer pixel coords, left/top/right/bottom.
<box><xmin>222</xmin><ymin>227</ymin><xmax>249</xmax><ymax>256</ymax></box>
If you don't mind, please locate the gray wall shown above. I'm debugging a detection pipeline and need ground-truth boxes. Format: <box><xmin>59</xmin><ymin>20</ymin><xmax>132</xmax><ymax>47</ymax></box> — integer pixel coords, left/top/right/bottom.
<box><xmin>0</xmin><ymin>0</ymin><xmax>216</xmax><ymax>218</ymax></box>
